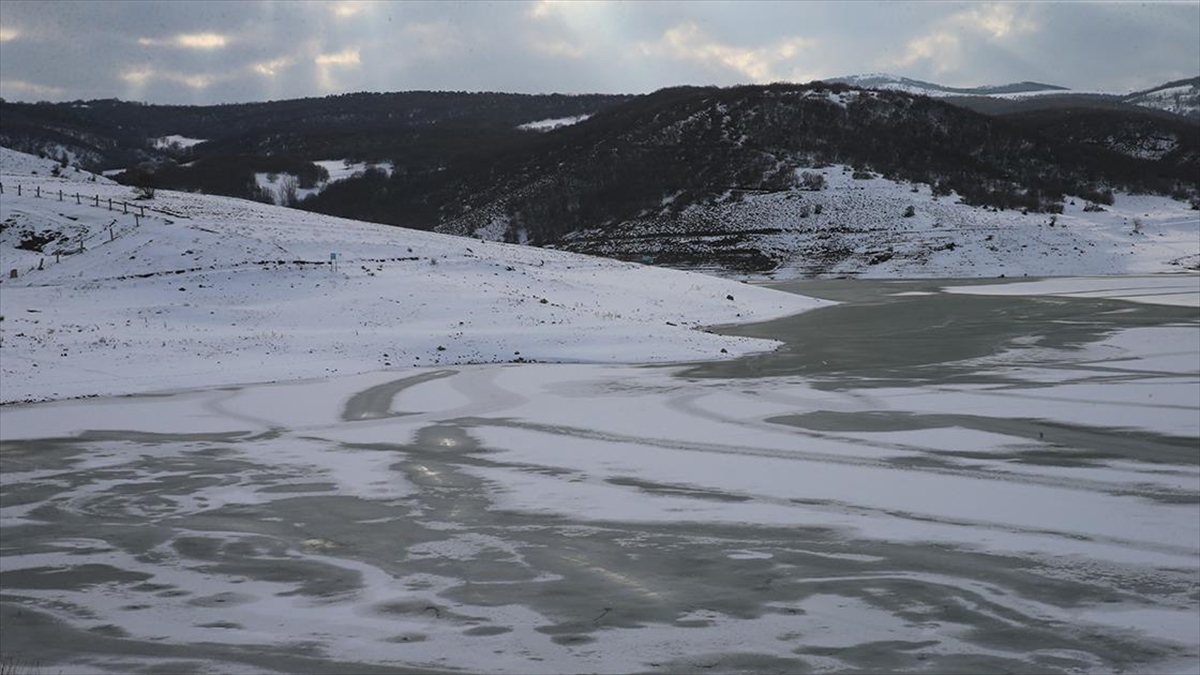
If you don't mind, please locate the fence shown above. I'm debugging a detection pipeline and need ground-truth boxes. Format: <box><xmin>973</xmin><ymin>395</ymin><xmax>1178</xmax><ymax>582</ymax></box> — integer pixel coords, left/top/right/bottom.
<box><xmin>0</xmin><ymin>181</ymin><xmax>189</xmax><ymax>221</ymax></box>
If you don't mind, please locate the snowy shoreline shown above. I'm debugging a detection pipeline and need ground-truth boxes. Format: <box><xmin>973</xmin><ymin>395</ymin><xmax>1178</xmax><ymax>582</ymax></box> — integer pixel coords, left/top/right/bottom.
<box><xmin>3</xmin><ymin>146</ymin><xmax>1198</xmax><ymax>403</ymax></box>
<box><xmin>0</xmin><ymin>148</ymin><xmax>827</xmax><ymax>404</ymax></box>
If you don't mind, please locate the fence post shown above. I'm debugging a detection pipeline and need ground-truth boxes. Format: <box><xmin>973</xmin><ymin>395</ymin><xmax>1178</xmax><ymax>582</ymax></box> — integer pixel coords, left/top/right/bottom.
<box><xmin>1</xmin><ymin>182</ymin><xmax>4</xmax><ymax>194</ymax></box>
<box><xmin>16</xmin><ymin>185</ymin><xmax>20</xmax><ymax>196</ymax></box>
<box><xmin>75</xmin><ymin>193</ymin><xmax>81</xmax><ymax>205</ymax></box>
<box><xmin>140</xmin><ymin>205</ymin><xmax>145</xmax><ymax>217</ymax></box>
<box><xmin>36</xmin><ymin>186</ymin><xmax>40</xmax><ymax>197</ymax></box>
<box><xmin>134</xmin><ymin>213</ymin><xmax>140</xmax><ymax>227</ymax></box>
<box><xmin>95</xmin><ymin>195</ymin><xmax>99</xmax><ymax>207</ymax></box>
<box><xmin>122</xmin><ymin>201</ymin><xmax>127</xmax><ymax>214</ymax></box>
<box><xmin>109</xmin><ymin>223</ymin><xmax>115</xmax><ymax>241</ymax></box>
<box><xmin>108</xmin><ymin>198</ymin><xmax>112</xmax><ymax>211</ymax></box>
<box><xmin>59</xmin><ymin>190</ymin><xmax>63</xmax><ymax>201</ymax></box>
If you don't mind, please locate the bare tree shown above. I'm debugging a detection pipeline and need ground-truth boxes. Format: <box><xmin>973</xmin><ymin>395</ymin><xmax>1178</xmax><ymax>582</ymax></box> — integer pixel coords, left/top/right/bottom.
<box><xmin>276</xmin><ymin>176</ymin><xmax>300</xmax><ymax>207</ymax></box>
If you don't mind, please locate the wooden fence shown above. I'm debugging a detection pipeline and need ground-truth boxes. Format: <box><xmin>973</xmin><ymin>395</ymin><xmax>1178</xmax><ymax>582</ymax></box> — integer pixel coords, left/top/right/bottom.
<box><xmin>0</xmin><ymin>181</ymin><xmax>189</xmax><ymax>221</ymax></box>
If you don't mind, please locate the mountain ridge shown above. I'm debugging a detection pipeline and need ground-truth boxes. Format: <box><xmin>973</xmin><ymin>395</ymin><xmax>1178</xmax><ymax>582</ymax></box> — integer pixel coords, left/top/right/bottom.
<box><xmin>826</xmin><ymin>73</ymin><xmax>1069</xmax><ymax>97</ymax></box>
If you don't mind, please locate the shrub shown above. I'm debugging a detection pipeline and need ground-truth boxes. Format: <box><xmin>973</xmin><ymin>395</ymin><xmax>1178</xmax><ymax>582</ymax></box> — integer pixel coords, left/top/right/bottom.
<box><xmin>902</xmin><ymin>205</ymin><xmax>915</xmax><ymax>218</ymax></box>
<box><xmin>799</xmin><ymin>171</ymin><xmax>825</xmax><ymax>191</ymax></box>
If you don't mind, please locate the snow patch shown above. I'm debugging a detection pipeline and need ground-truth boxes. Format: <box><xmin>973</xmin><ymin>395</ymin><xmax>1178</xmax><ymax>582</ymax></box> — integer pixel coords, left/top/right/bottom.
<box><xmin>152</xmin><ymin>135</ymin><xmax>207</xmax><ymax>150</ymax></box>
<box><xmin>517</xmin><ymin>114</ymin><xmax>591</xmax><ymax>131</ymax></box>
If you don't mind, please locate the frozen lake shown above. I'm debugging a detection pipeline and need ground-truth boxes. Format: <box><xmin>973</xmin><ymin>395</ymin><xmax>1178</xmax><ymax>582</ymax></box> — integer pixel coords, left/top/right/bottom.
<box><xmin>2</xmin><ymin>278</ymin><xmax>1198</xmax><ymax>674</ymax></box>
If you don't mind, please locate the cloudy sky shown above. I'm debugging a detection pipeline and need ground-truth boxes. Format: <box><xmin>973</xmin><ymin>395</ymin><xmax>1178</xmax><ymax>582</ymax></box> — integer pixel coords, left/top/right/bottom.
<box><xmin>1</xmin><ymin>1</ymin><xmax>1197</xmax><ymax>105</ymax></box>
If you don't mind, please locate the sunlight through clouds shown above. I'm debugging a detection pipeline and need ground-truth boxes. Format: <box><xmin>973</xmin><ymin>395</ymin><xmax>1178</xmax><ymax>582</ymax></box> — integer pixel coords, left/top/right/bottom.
<box><xmin>527</xmin><ymin>0</ymin><xmax>571</xmax><ymax>20</ymax></box>
<box><xmin>315</xmin><ymin>46</ymin><xmax>362</xmax><ymax>92</ymax></box>
<box><xmin>138</xmin><ymin>32</ymin><xmax>230</xmax><ymax>50</ymax></box>
<box><xmin>531</xmin><ymin>38</ymin><xmax>585</xmax><ymax>59</ymax></box>
<box><xmin>891</xmin><ymin>33</ymin><xmax>962</xmax><ymax>73</ymax></box>
<box><xmin>253</xmin><ymin>56</ymin><xmax>293</xmax><ymax>77</ymax></box>
<box><xmin>329</xmin><ymin>1</ymin><xmax>370</xmax><ymax>19</ymax></box>
<box><xmin>641</xmin><ymin>23</ymin><xmax>817</xmax><ymax>83</ymax></box>
<box><xmin>121</xmin><ymin>67</ymin><xmax>154</xmax><ymax>85</ymax></box>
<box><xmin>315</xmin><ymin>48</ymin><xmax>361</xmax><ymax>67</ymax></box>
<box><xmin>0</xmin><ymin>1</ymin><xmax>1192</xmax><ymax>104</ymax></box>
<box><xmin>0</xmin><ymin>78</ymin><xmax>63</xmax><ymax>97</ymax></box>
<box><xmin>120</xmin><ymin>65</ymin><xmax>232</xmax><ymax>95</ymax></box>
<box><xmin>889</xmin><ymin>2</ymin><xmax>1039</xmax><ymax>74</ymax></box>
<box><xmin>962</xmin><ymin>3</ymin><xmax>1038</xmax><ymax>40</ymax></box>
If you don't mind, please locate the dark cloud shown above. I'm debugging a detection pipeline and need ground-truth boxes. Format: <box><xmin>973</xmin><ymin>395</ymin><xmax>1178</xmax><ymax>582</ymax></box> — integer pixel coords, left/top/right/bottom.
<box><xmin>1</xmin><ymin>0</ymin><xmax>1196</xmax><ymax>104</ymax></box>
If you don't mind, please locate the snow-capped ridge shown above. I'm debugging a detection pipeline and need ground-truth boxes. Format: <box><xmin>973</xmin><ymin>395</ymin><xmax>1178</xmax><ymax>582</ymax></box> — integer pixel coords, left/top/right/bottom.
<box><xmin>825</xmin><ymin>73</ymin><xmax>1068</xmax><ymax>98</ymax></box>
<box><xmin>1123</xmin><ymin>76</ymin><xmax>1200</xmax><ymax>118</ymax></box>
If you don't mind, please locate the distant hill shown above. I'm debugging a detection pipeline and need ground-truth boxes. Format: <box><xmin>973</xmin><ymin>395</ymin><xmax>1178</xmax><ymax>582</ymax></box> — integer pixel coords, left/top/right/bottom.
<box><xmin>0</xmin><ymin>91</ymin><xmax>635</xmax><ymax>200</ymax></box>
<box><xmin>3</xmin><ymin>77</ymin><xmax>1195</xmax><ymax>277</ymax></box>
<box><xmin>1123</xmin><ymin>76</ymin><xmax>1200</xmax><ymax>119</ymax></box>
<box><xmin>830</xmin><ymin>73</ymin><xmax>1200</xmax><ymax>121</ymax></box>
<box><xmin>826</xmin><ymin>73</ymin><xmax>1068</xmax><ymax>97</ymax></box>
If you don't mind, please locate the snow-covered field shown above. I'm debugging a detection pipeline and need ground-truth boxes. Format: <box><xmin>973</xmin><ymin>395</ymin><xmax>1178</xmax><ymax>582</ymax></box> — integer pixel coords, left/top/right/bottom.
<box><xmin>2</xmin><ymin>146</ymin><xmax>1198</xmax><ymax>674</ymax></box>
<box><xmin>254</xmin><ymin>160</ymin><xmax>395</xmax><ymax>206</ymax></box>
<box><xmin>0</xmin><ymin>147</ymin><xmax>822</xmax><ymax>404</ymax></box>
<box><xmin>2</xmin><ymin>277</ymin><xmax>1197</xmax><ymax>674</ymax></box>
<box><xmin>152</xmin><ymin>135</ymin><xmax>207</xmax><ymax>150</ymax></box>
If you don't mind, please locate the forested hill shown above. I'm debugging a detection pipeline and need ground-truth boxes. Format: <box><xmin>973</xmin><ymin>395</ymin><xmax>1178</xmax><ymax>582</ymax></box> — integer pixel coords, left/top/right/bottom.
<box><xmin>298</xmin><ymin>82</ymin><xmax>1197</xmax><ymax>243</ymax></box>
<box><xmin>0</xmin><ymin>91</ymin><xmax>636</xmax><ymax>172</ymax></box>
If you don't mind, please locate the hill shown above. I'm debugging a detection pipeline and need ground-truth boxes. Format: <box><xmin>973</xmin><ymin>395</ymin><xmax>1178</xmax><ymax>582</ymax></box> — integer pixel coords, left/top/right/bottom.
<box><xmin>0</xmin><ymin>91</ymin><xmax>635</xmax><ymax>201</ymax></box>
<box><xmin>1123</xmin><ymin>76</ymin><xmax>1200</xmax><ymax>119</ymax></box>
<box><xmin>296</xmin><ymin>83</ymin><xmax>1198</xmax><ymax>276</ymax></box>
<box><xmin>826</xmin><ymin>73</ymin><xmax>1068</xmax><ymax>97</ymax></box>
<box><xmin>0</xmin><ymin>147</ymin><xmax>822</xmax><ymax>403</ymax></box>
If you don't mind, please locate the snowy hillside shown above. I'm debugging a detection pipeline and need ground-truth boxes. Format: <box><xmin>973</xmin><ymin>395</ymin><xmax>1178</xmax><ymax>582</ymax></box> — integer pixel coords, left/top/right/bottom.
<box><xmin>1124</xmin><ymin>77</ymin><xmax>1200</xmax><ymax>119</ymax></box>
<box><xmin>0</xmin><ymin>148</ymin><xmax>825</xmax><ymax>403</ymax></box>
<box><xmin>557</xmin><ymin>165</ymin><xmax>1200</xmax><ymax>279</ymax></box>
<box><xmin>826</xmin><ymin>73</ymin><xmax>1069</xmax><ymax>98</ymax></box>
<box><xmin>0</xmin><ymin>146</ymin><xmax>116</xmax><ymax>185</ymax></box>
<box><xmin>517</xmin><ymin>114</ymin><xmax>593</xmax><ymax>131</ymax></box>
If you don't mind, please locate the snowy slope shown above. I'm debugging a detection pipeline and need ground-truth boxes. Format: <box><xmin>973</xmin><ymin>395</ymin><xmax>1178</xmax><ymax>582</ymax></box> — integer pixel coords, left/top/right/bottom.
<box><xmin>517</xmin><ymin>114</ymin><xmax>592</xmax><ymax>131</ymax></box>
<box><xmin>827</xmin><ymin>73</ymin><xmax>1070</xmax><ymax>98</ymax></box>
<box><xmin>1123</xmin><ymin>77</ymin><xmax>1200</xmax><ymax>118</ymax></box>
<box><xmin>0</xmin><ymin>146</ymin><xmax>117</xmax><ymax>185</ymax></box>
<box><xmin>152</xmin><ymin>134</ymin><xmax>207</xmax><ymax>150</ymax></box>
<box><xmin>0</xmin><ymin>148</ymin><xmax>826</xmax><ymax>404</ymax></box>
<box><xmin>558</xmin><ymin>165</ymin><xmax>1200</xmax><ymax>280</ymax></box>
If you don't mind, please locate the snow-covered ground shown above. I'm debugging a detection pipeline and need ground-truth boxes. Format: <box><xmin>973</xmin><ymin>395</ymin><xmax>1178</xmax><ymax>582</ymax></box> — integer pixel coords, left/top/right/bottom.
<box><xmin>0</xmin><ymin>147</ymin><xmax>824</xmax><ymax>404</ymax></box>
<box><xmin>0</xmin><ymin>146</ymin><xmax>116</xmax><ymax>185</ymax></box>
<box><xmin>2</xmin><ymin>144</ymin><xmax>1197</xmax><ymax>674</ymax></box>
<box><xmin>517</xmin><ymin>114</ymin><xmax>592</xmax><ymax>131</ymax></box>
<box><xmin>947</xmin><ymin>275</ymin><xmax>1199</xmax><ymax>307</ymax></box>
<box><xmin>557</xmin><ymin>164</ymin><xmax>1200</xmax><ymax>279</ymax></box>
<box><xmin>152</xmin><ymin>134</ymin><xmax>207</xmax><ymax>150</ymax></box>
<box><xmin>254</xmin><ymin>160</ymin><xmax>394</xmax><ymax>205</ymax></box>
<box><xmin>1</xmin><ymin>276</ymin><xmax>1196</xmax><ymax>674</ymax></box>
<box><xmin>311</xmin><ymin>159</ymin><xmax>393</xmax><ymax>183</ymax></box>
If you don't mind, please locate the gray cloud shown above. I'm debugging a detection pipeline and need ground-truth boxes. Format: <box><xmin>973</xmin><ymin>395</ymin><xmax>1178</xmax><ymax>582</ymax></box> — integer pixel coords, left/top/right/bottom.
<box><xmin>1</xmin><ymin>0</ymin><xmax>1196</xmax><ymax>104</ymax></box>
